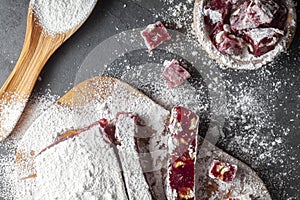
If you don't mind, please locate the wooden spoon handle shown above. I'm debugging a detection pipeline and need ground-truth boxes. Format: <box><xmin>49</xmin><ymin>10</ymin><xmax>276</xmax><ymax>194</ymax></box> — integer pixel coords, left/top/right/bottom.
<box><xmin>0</xmin><ymin>8</ymin><xmax>64</xmax><ymax>98</ymax></box>
<box><xmin>0</xmin><ymin>8</ymin><xmax>65</xmax><ymax>141</ymax></box>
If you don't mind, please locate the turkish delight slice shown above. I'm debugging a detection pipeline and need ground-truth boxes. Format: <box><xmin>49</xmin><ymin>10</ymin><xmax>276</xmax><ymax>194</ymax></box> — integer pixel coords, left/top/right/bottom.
<box><xmin>166</xmin><ymin>106</ymin><xmax>199</xmax><ymax>200</ymax></box>
<box><xmin>141</xmin><ymin>21</ymin><xmax>171</xmax><ymax>52</ymax></box>
<box><xmin>115</xmin><ymin>113</ymin><xmax>152</xmax><ymax>200</ymax></box>
<box><xmin>163</xmin><ymin>60</ymin><xmax>191</xmax><ymax>88</ymax></box>
<box><xmin>208</xmin><ymin>159</ymin><xmax>238</xmax><ymax>183</ymax></box>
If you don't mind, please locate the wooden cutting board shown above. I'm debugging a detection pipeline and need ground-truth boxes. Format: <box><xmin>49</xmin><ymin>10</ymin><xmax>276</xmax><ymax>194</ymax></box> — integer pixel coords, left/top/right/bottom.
<box><xmin>15</xmin><ymin>76</ymin><xmax>271</xmax><ymax>199</ymax></box>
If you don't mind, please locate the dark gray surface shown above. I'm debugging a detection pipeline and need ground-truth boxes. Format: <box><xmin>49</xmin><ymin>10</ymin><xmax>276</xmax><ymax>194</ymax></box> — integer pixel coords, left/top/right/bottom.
<box><xmin>0</xmin><ymin>0</ymin><xmax>299</xmax><ymax>199</ymax></box>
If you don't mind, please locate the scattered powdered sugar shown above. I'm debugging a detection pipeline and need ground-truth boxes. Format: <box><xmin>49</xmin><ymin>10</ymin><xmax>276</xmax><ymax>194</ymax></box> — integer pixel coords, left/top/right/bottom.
<box><xmin>213</xmin><ymin>68</ymin><xmax>300</xmax><ymax>199</ymax></box>
<box><xmin>159</xmin><ymin>0</ymin><xmax>195</xmax><ymax>34</ymax></box>
<box><xmin>106</xmin><ymin>63</ymin><xmax>209</xmax><ymax>115</ymax></box>
<box><xmin>30</xmin><ymin>0</ymin><xmax>97</xmax><ymax>36</ymax></box>
<box><xmin>154</xmin><ymin>1</ymin><xmax>298</xmax><ymax>198</ymax></box>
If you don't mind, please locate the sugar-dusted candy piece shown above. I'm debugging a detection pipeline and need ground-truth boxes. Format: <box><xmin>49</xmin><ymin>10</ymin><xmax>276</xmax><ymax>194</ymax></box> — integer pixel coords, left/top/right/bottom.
<box><xmin>243</xmin><ymin>28</ymin><xmax>284</xmax><ymax>57</ymax></box>
<box><xmin>209</xmin><ymin>159</ymin><xmax>238</xmax><ymax>183</ymax></box>
<box><xmin>163</xmin><ymin>59</ymin><xmax>191</xmax><ymax>88</ymax></box>
<box><xmin>212</xmin><ymin>23</ymin><xmax>246</xmax><ymax>56</ymax></box>
<box><xmin>141</xmin><ymin>21</ymin><xmax>171</xmax><ymax>52</ymax></box>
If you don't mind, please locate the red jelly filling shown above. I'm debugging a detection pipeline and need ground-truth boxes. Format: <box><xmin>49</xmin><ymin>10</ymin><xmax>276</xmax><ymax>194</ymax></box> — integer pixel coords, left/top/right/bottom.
<box><xmin>208</xmin><ymin>160</ymin><xmax>237</xmax><ymax>183</ymax></box>
<box><xmin>38</xmin><ymin>117</ymin><xmax>121</xmax><ymax>156</ymax></box>
<box><xmin>98</xmin><ymin>118</ymin><xmax>120</xmax><ymax>146</ymax></box>
<box><xmin>203</xmin><ymin>0</ymin><xmax>288</xmax><ymax>57</ymax></box>
<box><xmin>168</xmin><ymin>106</ymin><xmax>199</xmax><ymax>200</ymax></box>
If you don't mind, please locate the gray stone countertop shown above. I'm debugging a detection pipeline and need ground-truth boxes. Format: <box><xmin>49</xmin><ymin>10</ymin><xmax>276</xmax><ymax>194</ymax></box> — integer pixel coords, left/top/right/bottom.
<box><xmin>0</xmin><ymin>0</ymin><xmax>299</xmax><ymax>199</ymax></box>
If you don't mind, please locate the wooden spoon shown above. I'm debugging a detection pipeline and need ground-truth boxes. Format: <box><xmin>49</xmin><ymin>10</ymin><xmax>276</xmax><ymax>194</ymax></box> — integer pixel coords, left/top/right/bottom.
<box><xmin>15</xmin><ymin>76</ymin><xmax>271</xmax><ymax>199</ymax></box>
<box><xmin>0</xmin><ymin>3</ymin><xmax>96</xmax><ymax>142</ymax></box>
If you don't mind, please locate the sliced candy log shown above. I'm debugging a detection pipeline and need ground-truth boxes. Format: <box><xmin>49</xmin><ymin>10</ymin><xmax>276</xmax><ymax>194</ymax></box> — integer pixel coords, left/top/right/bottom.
<box><xmin>243</xmin><ymin>28</ymin><xmax>284</xmax><ymax>56</ymax></box>
<box><xmin>163</xmin><ymin>59</ymin><xmax>191</xmax><ymax>89</ymax></box>
<box><xmin>208</xmin><ymin>160</ymin><xmax>238</xmax><ymax>183</ymax></box>
<box><xmin>166</xmin><ymin>106</ymin><xmax>199</xmax><ymax>200</ymax></box>
<box><xmin>115</xmin><ymin>113</ymin><xmax>152</xmax><ymax>200</ymax></box>
<box><xmin>141</xmin><ymin>21</ymin><xmax>171</xmax><ymax>52</ymax></box>
<box><xmin>230</xmin><ymin>0</ymin><xmax>281</xmax><ymax>31</ymax></box>
<box><xmin>212</xmin><ymin>23</ymin><xmax>246</xmax><ymax>56</ymax></box>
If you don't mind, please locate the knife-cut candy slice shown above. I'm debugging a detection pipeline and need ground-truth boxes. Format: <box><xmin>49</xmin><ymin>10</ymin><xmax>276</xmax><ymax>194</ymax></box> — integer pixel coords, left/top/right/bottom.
<box><xmin>141</xmin><ymin>21</ymin><xmax>171</xmax><ymax>52</ymax></box>
<box><xmin>166</xmin><ymin>106</ymin><xmax>199</xmax><ymax>200</ymax></box>
<box><xmin>115</xmin><ymin>113</ymin><xmax>152</xmax><ymax>200</ymax></box>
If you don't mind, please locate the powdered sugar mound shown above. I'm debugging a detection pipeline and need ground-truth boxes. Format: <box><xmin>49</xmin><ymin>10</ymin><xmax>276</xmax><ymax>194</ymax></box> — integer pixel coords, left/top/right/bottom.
<box><xmin>30</xmin><ymin>0</ymin><xmax>97</xmax><ymax>36</ymax></box>
<box><xmin>15</xmin><ymin>78</ymin><xmax>170</xmax><ymax>198</ymax></box>
<box><xmin>33</xmin><ymin>125</ymin><xmax>127</xmax><ymax>200</ymax></box>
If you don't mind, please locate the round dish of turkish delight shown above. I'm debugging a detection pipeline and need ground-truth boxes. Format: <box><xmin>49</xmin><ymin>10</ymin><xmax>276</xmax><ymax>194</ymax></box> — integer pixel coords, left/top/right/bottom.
<box><xmin>194</xmin><ymin>0</ymin><xmax>296</xmax><ymax>70</ymax></box>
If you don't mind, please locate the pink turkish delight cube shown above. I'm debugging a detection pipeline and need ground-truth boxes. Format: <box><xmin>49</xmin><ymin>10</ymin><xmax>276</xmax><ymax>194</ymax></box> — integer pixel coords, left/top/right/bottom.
<box><xmin>208</xmin><ymin>160</ymin><xmax>237</xmax><ymax>183</ymax></box>
<box><xmin>163</xmin><ymin>59</ymin><xmax>191</xmax><ymax>88</ymax></box>
<box><xmin>212</xmin><ymin>23</ymin><xmax>246</xmax><ymax>56</ymax></box>
<box><xmin>243</xmin><ymin>28</ymin><xmax>284</xmax><ymax>57</ymax></box>
<box><xmin>141</xmin><ymin>21</ymin><xmax>171</xmax><ymax>52</ymax></box>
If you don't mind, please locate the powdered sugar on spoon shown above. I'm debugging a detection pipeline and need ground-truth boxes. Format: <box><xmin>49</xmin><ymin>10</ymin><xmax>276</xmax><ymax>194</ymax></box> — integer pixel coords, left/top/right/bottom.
<box><xmin>0</xmin><ymin>0</ymin><xmax>97</xmax><ymax>142</ymax></box>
